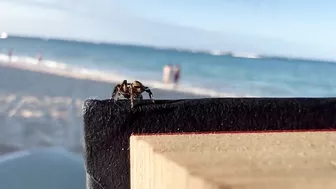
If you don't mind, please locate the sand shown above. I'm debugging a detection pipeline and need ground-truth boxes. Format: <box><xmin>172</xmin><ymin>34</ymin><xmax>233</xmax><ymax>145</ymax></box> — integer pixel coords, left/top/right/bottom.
<box><xmin>0</xmin><ymin>60</ymin><xmax>204</xmax><ymax>155</ymax></box>
<box><xmin>130</xmin><ymin>132</ymin><xmax>336</xmax><ymax>189</ymax></box>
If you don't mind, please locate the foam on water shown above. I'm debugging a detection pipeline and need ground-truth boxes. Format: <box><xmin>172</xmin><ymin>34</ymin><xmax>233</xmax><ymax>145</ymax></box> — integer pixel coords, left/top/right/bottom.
<box><xmin>0</xmin><ymin>53</ymin><xmax>252</xmax><ymax>98</ymax></box>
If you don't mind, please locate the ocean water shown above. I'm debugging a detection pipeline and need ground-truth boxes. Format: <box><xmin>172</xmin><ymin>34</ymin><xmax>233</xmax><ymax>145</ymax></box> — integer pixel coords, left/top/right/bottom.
<box><xmin>1</xmin><ymin>36</ymin><xmax>336</xmax><ymax>97</ymax></box>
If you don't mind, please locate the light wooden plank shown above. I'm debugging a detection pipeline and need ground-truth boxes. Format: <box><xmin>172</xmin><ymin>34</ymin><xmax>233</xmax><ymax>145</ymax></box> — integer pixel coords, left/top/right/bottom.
<box><xmin>131</xmin><ymin>131</ymin><xmax>336</xmax><ymax>189</ymax></box>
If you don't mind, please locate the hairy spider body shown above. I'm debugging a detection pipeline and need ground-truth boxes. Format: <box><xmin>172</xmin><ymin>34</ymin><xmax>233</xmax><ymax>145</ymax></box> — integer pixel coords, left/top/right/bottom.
<box><xmin>111</xmin><ymin>80</ymin><xmax>155</xmax><ymax>108</ymax></box>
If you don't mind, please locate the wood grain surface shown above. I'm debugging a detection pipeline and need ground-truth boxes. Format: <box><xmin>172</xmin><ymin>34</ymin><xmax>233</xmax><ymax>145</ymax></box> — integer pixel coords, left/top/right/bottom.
<box><xmin>130</xmin><ymin>131</ymin><xmax>336</xmax><ymax>189</ymax></box>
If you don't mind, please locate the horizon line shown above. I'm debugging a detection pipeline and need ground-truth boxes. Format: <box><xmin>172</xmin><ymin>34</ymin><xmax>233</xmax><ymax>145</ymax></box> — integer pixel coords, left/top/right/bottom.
<box><xmin>3</xmin><ymin>32</ymin><xmax>336</xmax><ymax>63</ymax></box>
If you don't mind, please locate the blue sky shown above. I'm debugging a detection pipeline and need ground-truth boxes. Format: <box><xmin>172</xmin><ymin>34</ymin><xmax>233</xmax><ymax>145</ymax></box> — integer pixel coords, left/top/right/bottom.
<box><xmin>0</xmin><ymin>0</ymin><xmax>336</xmax><ymax>60</ymax></box>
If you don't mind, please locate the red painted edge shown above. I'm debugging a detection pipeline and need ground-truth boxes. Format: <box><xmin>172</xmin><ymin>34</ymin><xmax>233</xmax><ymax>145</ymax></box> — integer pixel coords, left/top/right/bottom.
<box><xmin>131</xmin><ymin>129</ymin><xmax>336</xmax><ymax>136</ymax></box>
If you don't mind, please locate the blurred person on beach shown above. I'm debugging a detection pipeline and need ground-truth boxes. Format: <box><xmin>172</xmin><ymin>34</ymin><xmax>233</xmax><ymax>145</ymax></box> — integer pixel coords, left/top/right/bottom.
<box><xmin>173</xmin><ymin>64</ymin><xmax>181</xmax><ymax>87</ymax></box>
<box><xmin>36</xmin><ymin>53</ymin><xmax>43</xmax><ymax>64</ymax></box>
<box><xmin>163</xmin><ymin>64</ymin><xmax>172</xmax><ymax>84</ymax></box>
<box><xmin>8</xmin><ymin>48</ymin><xmax>12</xmax><ymax>63</ymax></box>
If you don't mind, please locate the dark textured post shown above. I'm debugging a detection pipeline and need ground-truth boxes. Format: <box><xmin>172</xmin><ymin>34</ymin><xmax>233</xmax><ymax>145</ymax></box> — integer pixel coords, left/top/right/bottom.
<box><xmin>83</xmin><ymin>98</ymin><xmax>336</xmax><ymax>189</ymax></box>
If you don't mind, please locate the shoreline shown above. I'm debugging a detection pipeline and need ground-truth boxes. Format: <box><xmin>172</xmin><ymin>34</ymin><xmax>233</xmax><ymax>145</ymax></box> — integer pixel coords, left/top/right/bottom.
<box><xmin>0</xmin><ymin>59</ymin><xmax>209</xmax><ymax>99</ymax></box>
<box><xmin>0</xmin><ymin>54</ymin><xmax>252</xmax><ymax>98</ymax></box>
<box><xmin>0</xmin><ymin>60</ymin><xmax>207</xmax><ymax>155</ymax></box>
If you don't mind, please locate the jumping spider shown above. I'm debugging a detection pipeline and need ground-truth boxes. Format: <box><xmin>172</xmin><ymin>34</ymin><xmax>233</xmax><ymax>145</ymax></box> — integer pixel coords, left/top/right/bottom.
<box><xmin>111</xmin><ymin>80</ymin><xmax>155</xmax><ymax>108</ymax></box>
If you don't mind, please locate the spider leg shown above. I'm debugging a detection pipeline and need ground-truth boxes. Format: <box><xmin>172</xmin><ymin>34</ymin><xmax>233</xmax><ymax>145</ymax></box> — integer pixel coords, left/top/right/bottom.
<box><xmin>123</xmin><ymin>80</ymin><xmax>134</xmax><ymax>90</ymax></box>
<box><xmin>139</xmin><ymin>94</ymin><xmax>143</xmax><ymax>100</ymax></box>
<box><xmin>110</xmin><ymin>87</ymin><xmax>122</xmax><ymax>109</ymax></box>
<box><xmin>144</xmin><ymin>87</ymin><xmax>155</xmax><ymax>103</ymax></box>
<box><xmin>111</xmin><ymin>85</ymin><xmax>119</xmax><ymax>100</ymax></box>
<box><xmin>129</xmin><ymin>86</ymin><xmax>134</xmax><ymax>108</ymax></box>
<box><xmin>114</xmin><ymin>92</ymin><xmax>122</xmax><ymax>103</ymax></box>
<box><xmin>122</xmin><ymin>80</ymin><xmax>128</xmax><ymax>86</ymax></box>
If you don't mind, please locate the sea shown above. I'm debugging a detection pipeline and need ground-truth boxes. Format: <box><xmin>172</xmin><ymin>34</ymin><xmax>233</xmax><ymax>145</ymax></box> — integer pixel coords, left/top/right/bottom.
<box><xmin>1</xmin><ymin>35</ymin><xmax>336</xmax><ymax>97</ymax></box>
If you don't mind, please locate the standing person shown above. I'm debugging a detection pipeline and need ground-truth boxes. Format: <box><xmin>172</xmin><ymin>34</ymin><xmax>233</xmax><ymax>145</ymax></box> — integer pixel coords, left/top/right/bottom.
<box><xmin>173</xmin><ymin>64</ymin><xmax>181</xmax><ymax>87</ymax></box>
<box><xmin>163</xmin><ymin>64</ymin><xmax>172</xmax><ymax>84</ymax></box>
<box><xmin>36</xmin><ymin>53</ymin><xmax>43</xmax><ymax>64</ymax></box>
<box><xmin>8</xmin><ymin>48</ymin><xmax>12</xmax><ymax>63</ymax></box>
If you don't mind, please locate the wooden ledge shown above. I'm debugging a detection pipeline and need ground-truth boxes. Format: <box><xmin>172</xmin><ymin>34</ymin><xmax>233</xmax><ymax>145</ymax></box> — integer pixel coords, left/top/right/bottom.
<box><xmin>130</xmin><ymin>132</ymin><xmax>336</xmax><ymax>189</ymax></box>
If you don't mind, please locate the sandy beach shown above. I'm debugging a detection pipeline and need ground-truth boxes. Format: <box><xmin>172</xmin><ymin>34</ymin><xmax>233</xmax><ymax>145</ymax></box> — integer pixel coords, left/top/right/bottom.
<box><xmin>0</xmin><ymin>60</ymin><xmax>205</xmax><ymax>155</ymax></box>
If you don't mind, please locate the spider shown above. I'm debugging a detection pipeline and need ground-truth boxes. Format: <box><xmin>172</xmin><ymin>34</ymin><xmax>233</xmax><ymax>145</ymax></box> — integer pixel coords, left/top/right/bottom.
<box><xmin>111</xmin><ymin>80</ymin><xmax>155</xmax><ymax>108</ymax></box>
